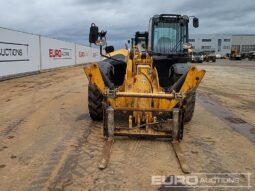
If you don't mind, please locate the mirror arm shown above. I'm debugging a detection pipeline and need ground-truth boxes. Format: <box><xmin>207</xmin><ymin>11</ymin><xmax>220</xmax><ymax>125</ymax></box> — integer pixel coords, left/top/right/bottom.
<box><xmin>99</xmin><ymin>45</ymin><xmax>126</xmax><ymax>64</ymax></box>
<box><xmin>91</xmin><ymin>25</ymin><xmax>125</xmax><ymax>64</ymax></box>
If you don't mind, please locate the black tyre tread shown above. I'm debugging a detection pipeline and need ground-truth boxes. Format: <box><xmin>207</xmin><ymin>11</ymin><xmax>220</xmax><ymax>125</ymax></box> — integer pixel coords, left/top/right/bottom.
<box><xmin>184</xmin><ymin>92</ymin><xmax>196</xmax><ymax>123</ymax></box>
<box><xmin>88</xmin><ymin>84</ymin><xmax>103</xmax><ymax>121</ymax></box>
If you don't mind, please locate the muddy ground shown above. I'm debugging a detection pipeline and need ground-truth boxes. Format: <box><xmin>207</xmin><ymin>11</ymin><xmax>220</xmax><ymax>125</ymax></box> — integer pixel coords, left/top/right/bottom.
<box><xmin>0</xmin><ymin>60</ymin><xmax>254</xmax><ymax>191</ymax></box>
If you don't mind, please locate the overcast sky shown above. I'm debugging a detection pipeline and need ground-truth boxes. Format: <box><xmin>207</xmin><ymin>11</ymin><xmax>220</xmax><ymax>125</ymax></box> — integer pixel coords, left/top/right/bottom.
<box><xmin>1</xmin><ymin>0</ymin><xmax>255</xmax><ymax>48</ymax></box>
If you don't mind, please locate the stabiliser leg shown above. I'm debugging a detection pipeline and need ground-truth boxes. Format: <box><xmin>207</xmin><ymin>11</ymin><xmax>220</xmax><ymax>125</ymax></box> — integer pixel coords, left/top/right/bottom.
<box><xmin>171</xmin><ymin>108</ymin><xmax>191</xmax><ymax>174</ymax></box>
<box><xmin>98</xmin><ymin>106</ymin><xmax>114</xmax><ymax>169</ymax></box>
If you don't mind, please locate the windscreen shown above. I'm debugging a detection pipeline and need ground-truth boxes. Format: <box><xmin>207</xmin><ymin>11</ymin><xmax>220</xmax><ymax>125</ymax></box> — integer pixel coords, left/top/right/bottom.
<box><xmin>153</xmin><ymin>22</ymin><xmax>187</xmax><ymax>54</ymax></box>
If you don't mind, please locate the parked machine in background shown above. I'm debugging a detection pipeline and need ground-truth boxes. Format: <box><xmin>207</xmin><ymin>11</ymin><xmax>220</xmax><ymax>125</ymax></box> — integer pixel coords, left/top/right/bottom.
<box><xmin>133</xmin><ymin>31</ymin><xmax>148</xmax><ymax>51</ymax></box>
<box><xmin>84</xmin><ymin>14</ymin><xmax>205</xmax><ymax>173</ymax></box>
<box><xmin>191</xmin><ymin>50</ymin><xmax>203</xmax><ymax>63</ymax></box>
<box><xmin>230</xmin><ymin>48</ymin><xmax>242</xmax><ymax>60</ymax></box>
<box><xmin>241</xmin><ymin>52</ymin><xmax>249</xmax><ymax>59</ymax></box>
<box><xmin>216</xmin><ymin>54</ymin><xmax>223</xmax><ymax>59</ymax></box>
<box><xmin>203</xmin><ymin>50</ymin><xmax>216</xmax><ymax>62</ymax></box>
<box><xmin>248</xmin><ymin>51</ymin><xmax>255</xmax><ymax>61</ymax></box>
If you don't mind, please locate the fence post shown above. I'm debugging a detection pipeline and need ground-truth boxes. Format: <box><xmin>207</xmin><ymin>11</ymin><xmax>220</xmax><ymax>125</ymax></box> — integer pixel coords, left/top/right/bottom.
<box><xmin>75</xmin><ymin>43</ymin><xmax>77</xmax><ymax>65</ymax></box>
<box><xmin>39</xmin><ymin>35</ymin><xmax>42</xmax><ymax>72</ymax></box>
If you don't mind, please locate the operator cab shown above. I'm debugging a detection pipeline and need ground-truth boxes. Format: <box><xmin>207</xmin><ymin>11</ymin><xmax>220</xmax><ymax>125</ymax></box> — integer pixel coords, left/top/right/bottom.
<box><xmin>148</xmin><ymin>14</ymin><xmax>199</xmax><ymax>88</ymax></box>
<box><xmin>149</xmin><ymin>14</ymin><xmax>190</xmax><ymax>55</ymax></box>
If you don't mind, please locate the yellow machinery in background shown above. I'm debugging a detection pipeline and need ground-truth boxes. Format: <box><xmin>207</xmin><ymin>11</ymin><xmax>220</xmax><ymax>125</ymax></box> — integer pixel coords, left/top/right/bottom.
<box><xmin>84</xmin><ymin>14</ymin><xmax>205</xmax><ymax>173</ymax></box>
<box><xmin>230</xmin><ymin>48</ymin><xmax>242</xmax><ymax>60</ymax></box>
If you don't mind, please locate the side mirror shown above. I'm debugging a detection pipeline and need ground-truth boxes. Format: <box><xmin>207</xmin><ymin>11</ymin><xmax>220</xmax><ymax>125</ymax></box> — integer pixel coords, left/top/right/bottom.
<box><xmin>105</xmin><ymin>46</ymin><xmax>114</xmax><ymax>54</ymax></box>
<box><xmin>193</xmin><ymin>17</ymin><xmax>199</xmax><ymax>28</ymax></box>
<box><xmin>89</xmin><ymin>23</ymin><xmax>99</xmax><ymax>44</ymax></box>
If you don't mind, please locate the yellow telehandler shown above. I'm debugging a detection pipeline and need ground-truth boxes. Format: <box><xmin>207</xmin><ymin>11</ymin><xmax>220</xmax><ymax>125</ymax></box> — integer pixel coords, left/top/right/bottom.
<box><xmin>84</xmin><ymin>14</ymin><xmax>205</xmax><ymax>173</ymax></box>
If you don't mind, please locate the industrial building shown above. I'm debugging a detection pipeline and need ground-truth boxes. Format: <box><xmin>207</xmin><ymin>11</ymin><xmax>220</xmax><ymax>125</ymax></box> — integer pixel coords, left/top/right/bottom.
<box><xmin>189</xmin><ymin>34</ymin><xmax>255</xmax><ymax>56</ymax></box>
<box><xmin>232</xmin><ymin>35</ymin><xmax>255</xmax><ymax>54</ymax></box>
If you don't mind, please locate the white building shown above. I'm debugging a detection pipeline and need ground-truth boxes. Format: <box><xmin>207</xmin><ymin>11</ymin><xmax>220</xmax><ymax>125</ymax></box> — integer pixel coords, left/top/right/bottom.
<box><xmin>189</xmin><ymin>34</ymin><xmax>232</xmax><ymax>56</ymax></box>
<box><xmin>232</xmin><ymin>35</ymin><xmax>255</xmax><ymax>54</ymax></box>
<box><xmin>189</xmin><ymin>34</ymin><xmax>255</xmax><ymax>56</ymax></box>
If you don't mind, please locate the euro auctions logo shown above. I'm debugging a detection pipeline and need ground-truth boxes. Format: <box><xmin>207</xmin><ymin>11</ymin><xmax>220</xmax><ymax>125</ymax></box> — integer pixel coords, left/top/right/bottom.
<box><xmin>49</xmin><ymin>48</ymin><xmax>72</xmax><ymax>59</ymax></box>
<box><xmin>79</xmin><ymin>51</ymin><xmax>89</xmax><ymax>57</ymax></box>
<box><xmin>0</xmin><ymin>42</ymin><xmax>29</xmax><ymax>62</ymax></box>
<box><xmin>93</xmin><ymin>52</ymin><xmax>98</xmax><ymax>57</ymax></box>
<box><xmin>152</xmin><ymin>173</ymin><xmax>252</xmax><ymax>188</ymax></box>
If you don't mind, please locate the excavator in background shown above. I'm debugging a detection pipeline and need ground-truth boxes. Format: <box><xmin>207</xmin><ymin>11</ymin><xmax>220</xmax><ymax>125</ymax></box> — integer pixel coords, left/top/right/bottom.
<box><xmin>84</xmin><ymin>14</ymin><xmax>205</xmax><ymax>173</ymax></box>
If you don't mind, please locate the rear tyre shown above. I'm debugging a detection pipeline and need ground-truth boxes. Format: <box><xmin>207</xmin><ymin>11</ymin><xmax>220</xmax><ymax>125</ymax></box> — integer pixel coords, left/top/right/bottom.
<box><xmin>88</xmin><ymin>84</ymin><xmax>103</xmax><ymax>121</ymax></box>
<box><xmin>184</xmin><ymin>92</ymin><xmax>196</xmax><ymax>123</ymax></box>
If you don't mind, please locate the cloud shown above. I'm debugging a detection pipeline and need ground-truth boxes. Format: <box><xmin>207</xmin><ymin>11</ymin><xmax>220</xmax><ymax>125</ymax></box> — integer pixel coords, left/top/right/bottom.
<box><xmin>0</xmin><ymin>0</ymin><xmax>255</xmax><ymax>48</ymax></box>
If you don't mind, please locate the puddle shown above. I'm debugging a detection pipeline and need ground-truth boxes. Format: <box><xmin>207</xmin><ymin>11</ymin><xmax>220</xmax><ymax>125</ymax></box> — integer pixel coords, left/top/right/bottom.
<box><xmin>198</xmin><ymin>95</ymin><xmax>255</xmax><ymax>143</ymax></box>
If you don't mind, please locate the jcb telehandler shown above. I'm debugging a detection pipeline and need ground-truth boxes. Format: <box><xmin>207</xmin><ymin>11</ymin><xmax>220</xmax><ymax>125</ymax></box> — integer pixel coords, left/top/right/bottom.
<box><xmin>84</xmin><ymin>14</ymin><xmax>205</xmax><ymax>173</ymax></box>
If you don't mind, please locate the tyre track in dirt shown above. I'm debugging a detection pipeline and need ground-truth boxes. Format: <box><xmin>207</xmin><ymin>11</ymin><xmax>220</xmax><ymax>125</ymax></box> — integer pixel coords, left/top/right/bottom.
<box><xmin>0</xmin><ymin>67</ymin><xmax>90</xmax><ymax>191</ymax></box>
<box><xmin>47</xmin><ymin>122</ymin><xmax>129</xmax><ymax>191</ymax></box>
<box><xmin>49</xmin><ymin>122</ymin><xmax>182</xmax><ymax>191</ymax></box>
<box><xmin>27</xmin><ymin>114</ymin><xmax>92</xmax><ymax>191</ymax></box>
<box><xmin>46</xmin><ymin>118</ymin><xmax>100</xmax><ymax>191</ymax></box>
<box><xmin>0</xmin><ymin>76</ymin><xmax>79</xmax><ymax>140</ymax></box>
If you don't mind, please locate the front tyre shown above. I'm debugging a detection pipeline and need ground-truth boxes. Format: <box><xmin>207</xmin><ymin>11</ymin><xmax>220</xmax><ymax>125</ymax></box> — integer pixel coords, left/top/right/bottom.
<box><xmin>88</xmin><ymin>84</ymin><xmax>103</xmax><ymax>121</ymax></box>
